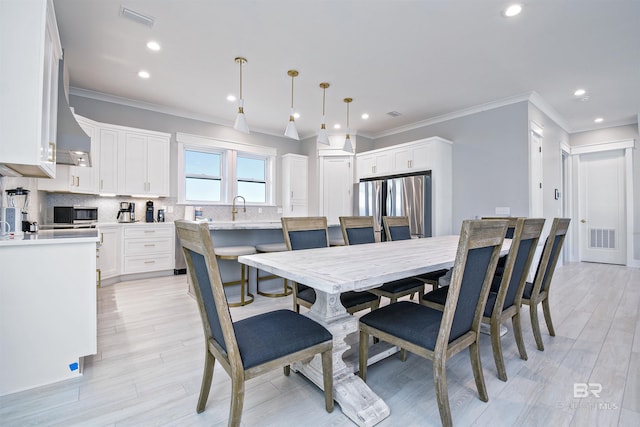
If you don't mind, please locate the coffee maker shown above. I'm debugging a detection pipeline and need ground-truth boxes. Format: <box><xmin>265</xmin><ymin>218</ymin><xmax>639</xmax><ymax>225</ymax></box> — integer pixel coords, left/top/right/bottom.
<box><xmin>145</xmin><ymin>200</ymin><xmax>154</xmax><ymax>223</ymax></box>
<box><xmin>116</xmin><ymin>202</ymin><xmax>135</xmax><ymax>223</ymax></box>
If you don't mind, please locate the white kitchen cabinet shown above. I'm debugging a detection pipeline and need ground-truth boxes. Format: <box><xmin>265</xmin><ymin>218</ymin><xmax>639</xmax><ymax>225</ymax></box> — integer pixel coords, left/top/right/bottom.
<box><xmin>118</xmin><ymin>131</ymin><xmax>170</xmax><ymax>197</ymax></box>
<box><xmin>392</xmin><ymin>139</ymin><xmax>437</xmax><ymax>173</ymax></box>
<box><xmin>97</xmin><ymin>127</ymin><xmax>119</xmax><ymax>194</ymax></box>
<box><xmin>356</xmin><ymin>149</ymin><xmax>392</xmax><ymax>179</ymax></box>
<box><xmin>0</xmin><ymin>0</ymin><xmax>61</xmax><ymax>178</ymax></box>
<box><xmin>282</xmin><ymin>154</ymin><xmax>308</xmax><ymax>216</ymax></box>
<box><xmin>122</xmin><ymin>224</ymin><xmax>175</xmax><ymax>274</ymax></box>
<box><xmin>320</xmin><ymin>156</ymin><xmax>354</xmax><ymax>224</ymax></box>
<box><xmin>97</xmin><ymin>225</ymin><xmax>121</xmax><ymax>280</ymax></box>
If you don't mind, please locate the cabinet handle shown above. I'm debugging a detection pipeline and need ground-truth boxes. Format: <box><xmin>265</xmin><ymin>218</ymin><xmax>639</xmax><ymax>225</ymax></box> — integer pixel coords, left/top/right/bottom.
<box><xmin>48</xmin><ymin>142</ymin><xmax>56</xmax><ymax>163</ymax></box>
<box><xmin>144</xmin><ymin>244</ymin><xmax>156</xmax><ymax>247</ymax></box>
<box><xmin>373</xmin><ymin>165</ymin><xmax>376</xmax><ymax>173</ymax></box>
<box><xmin>144</xmin><ymin>261</ymin><xmax>156</xmax><ymax>264</ymax></box>
<box><xmin>76</xmin><ymin>176</ymin><xmax>80</xmax><ymax>186</ymax></box>
<box><xmin>144</xmin><ymin>230</ymin><xmax>155</xmax><ymax>233</ymax></box>
<box><xmin>100</xmin><ymin>233</ymin><xmax>104</xmax><ymax>244</ymax></box>
<box><xmin>100</xmin><ymin>179</ymin><xmax>103</xmax><ymax>190</ymax></box>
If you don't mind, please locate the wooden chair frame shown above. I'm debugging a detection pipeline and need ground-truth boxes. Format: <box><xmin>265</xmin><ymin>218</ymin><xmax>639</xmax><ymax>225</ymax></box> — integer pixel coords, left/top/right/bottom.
<box><xmin>481</xmin><ymin>217</ymin><xmax>545</xmax><ymax>381</ymax></box>
<box><xmin>282</xmin><ymin>216</ymin><xmax>379</xmax><ymax>314</ymax></box>
<box><xmin>359</xmin><ymin>219</ymin><xmax>508</xmax><ymax>427</ymax></box>
<box><xmin>339</xmin><ymin>215</ymin><xmax>380</xmax><ymax>244</ymax></box>
<box><xmin>382</xmin><ymin>215</ymin><xmax>411</xmax><ymax>241</ymax></box>
<box><xmin>522</xmin><ymin>217</ymin><xmax>571</xmax><ymax>351</ymax></box>
<box><xmin>175</xmin><ymin>220</ymin><xmax>333</xmax><ymax>426</ymax></box>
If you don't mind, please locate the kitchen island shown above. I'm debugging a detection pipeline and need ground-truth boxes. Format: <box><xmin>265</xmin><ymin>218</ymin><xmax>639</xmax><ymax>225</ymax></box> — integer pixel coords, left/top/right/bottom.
<box><xmin>0</xmin><ymin>229</ymin><xmax>99</xmax><ymax>396</ymax></box>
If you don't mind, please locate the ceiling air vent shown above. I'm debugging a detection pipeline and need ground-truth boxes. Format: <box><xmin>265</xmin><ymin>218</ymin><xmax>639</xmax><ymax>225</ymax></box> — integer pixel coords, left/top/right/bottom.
<box><xmin>386</xmin><ymin>111</ymin><xmax>402</xmax><ymax>117</ymax></box>
<box><xmin>120</xmin><ymin>6</ymin><xmax>155</xmax><ymax>27</ymax></box>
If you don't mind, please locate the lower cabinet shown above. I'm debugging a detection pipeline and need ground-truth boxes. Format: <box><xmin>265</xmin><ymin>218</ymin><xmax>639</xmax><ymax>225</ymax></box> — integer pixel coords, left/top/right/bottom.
<box><xmin>122</xmin><ymin>224</ymin><xmax>175</xmax><ymax>274</ymax></box>
<box><xmin>97</xmin><ymin>225</ymin><xmax>121</xmax><ymax>280</ymax></box>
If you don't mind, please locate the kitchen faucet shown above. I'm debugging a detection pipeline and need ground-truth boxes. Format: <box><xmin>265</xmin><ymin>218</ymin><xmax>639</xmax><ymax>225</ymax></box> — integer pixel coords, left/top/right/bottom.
<box><xmin>231</xmin><ymin>195</ymin><xmax>246</xmax><ymax>221</ymax></box>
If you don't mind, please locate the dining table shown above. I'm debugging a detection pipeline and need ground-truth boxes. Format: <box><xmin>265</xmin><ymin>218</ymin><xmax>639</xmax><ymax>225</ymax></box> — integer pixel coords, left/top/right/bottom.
<box><xmin>239</xmin><ymin>234</ymin><xmax>510</xmax><ymax>427</ymax></box>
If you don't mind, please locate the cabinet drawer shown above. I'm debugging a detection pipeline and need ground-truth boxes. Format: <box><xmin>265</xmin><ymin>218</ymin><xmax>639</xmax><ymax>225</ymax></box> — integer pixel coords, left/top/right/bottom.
<box><xmin>124</xmin><ymin>226</ymin><xmax>173</xmax><ymax>239</ymax></box>
<box><xmin>123</xmin><ymin>253</ymin><xmax>174</xmax><ymax>274</ymax></box>
<box><xmin>123</xmin><ymin>237</ymin><xmax>173</xmax><ymax>256</ymax></box>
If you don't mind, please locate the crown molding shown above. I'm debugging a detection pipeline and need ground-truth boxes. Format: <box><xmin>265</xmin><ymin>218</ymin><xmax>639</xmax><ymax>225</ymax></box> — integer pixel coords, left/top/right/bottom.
<box><xmin>68</xmin><ymin>87</ymin><xmax>287</xmax><ymax>139</ymax></box>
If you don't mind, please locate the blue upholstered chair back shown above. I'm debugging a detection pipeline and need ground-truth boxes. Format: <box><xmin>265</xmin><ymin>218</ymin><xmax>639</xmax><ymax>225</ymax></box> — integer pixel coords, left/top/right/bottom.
<box><xmin>449</xmin><ymin>246</ymin><xmax>495</xmax><ymax>341</ymax></box>
<box><xmin>346</xmin><ymin>227</ymin><xmax>376</xmax><ymax>245</ymax></box>
<box><xmin>502</xmin><ymin>238</ymin><xmax>534</xmax><ymax>309</ymax></box>
<box><xmin>535</xmin><ymin>233</ymin><xmax>564</xmax><ymax>292</ymax></box>
<box><xmin>288</xmin><ymin>229</ymin><xmax>328</xmax><ymax>250</ymax></box>
<box><xmin>388</xmin><ymin>225</ymin><xmax>411</xmax><ymax>241</ymax></box>
<box><xmin>186</xmin><ymin>248</ymin><xmax>229</xmax><ymax>353</ymax></box>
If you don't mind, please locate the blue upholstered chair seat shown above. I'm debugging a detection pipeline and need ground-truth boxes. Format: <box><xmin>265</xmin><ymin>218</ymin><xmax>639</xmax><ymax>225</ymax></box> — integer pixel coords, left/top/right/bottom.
<box><xmin>421</xmin><ymin>285</ymin><xmax>449</xmax><ymax>306</ymax></box>
<box><xmin>378</xmin><ymin>277</ymin><xmax>425</xmax><ymax>294</ymax></box>
<box><xmin>298</xmin><ymin>286</ymin><xmax>378</xmax><ymax>309</ymax></box>
<box><xmin>360</xmin><ymin>301</ymin><xmax>443</xmax><ymax>350</ymax></box>
<box><xmin>233</xmin><ymin>309</ymin><xmax>332</xmax><ymax>369</ymax></box>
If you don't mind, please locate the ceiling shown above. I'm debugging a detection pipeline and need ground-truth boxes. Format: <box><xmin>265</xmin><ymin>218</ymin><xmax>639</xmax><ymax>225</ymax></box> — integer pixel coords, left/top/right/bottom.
<box><xmin>53</xmin><ymin>0</ymin><xmax>640</xmax><ymax>139</ymax></box>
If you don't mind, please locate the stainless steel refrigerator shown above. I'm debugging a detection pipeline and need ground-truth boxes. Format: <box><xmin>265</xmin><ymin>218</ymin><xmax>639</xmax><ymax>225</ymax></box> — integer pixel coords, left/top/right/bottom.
<box><xmin>355</xmin><ymin>173</ymin><xmax>432</xmax><ymax>241</ymax></box>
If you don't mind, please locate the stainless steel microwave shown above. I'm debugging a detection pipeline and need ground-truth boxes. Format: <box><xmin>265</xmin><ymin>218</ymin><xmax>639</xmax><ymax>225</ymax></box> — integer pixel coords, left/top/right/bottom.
<box><xmin>53</xmin><ymin>206</ymin><xmax>98</xmax><ymax>224</ymax></box>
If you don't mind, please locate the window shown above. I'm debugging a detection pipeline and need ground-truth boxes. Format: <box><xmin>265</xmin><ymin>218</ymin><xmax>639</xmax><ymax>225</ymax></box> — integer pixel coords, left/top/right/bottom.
<box><xmin>177</xmin><ymin>133</ymin><xmax>276</xmax><ymax>205</ymax></box>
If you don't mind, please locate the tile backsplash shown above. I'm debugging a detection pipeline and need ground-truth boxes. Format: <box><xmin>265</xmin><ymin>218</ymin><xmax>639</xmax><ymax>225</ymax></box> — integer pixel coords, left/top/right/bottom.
<box><xmin>40</xmin><ymin>193</ymin><xmax>281</xmax><ymax>224</ymax></box>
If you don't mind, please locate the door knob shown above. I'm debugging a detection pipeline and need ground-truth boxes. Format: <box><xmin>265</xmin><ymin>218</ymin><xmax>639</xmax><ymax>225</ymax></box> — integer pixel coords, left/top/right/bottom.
<box><xmin>581</xmin><ymin>219</ymin><xmax>586</xmax><ymax>223</ymax></box>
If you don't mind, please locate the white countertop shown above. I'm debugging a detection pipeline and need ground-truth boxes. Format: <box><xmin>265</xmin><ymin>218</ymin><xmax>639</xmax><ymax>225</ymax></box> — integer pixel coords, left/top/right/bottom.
<box><xmin>0</xmin><ymin>229</ymin><xmax>100</xmax><ymax>246</ymax></box>
<box><xmin>208</xmin><ymin>220</ymin><xmax>283</xmax><ymax>230</ymax></box>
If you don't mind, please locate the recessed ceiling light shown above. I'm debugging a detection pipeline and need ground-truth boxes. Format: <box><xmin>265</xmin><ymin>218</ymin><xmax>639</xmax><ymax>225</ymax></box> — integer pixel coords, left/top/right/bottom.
<box><xmin>574</xmin><ymin>88</ymin><xmax>586</xmax><ymax>96</ymax></box>
<box><xmin>227</xmin><ymin>94</ymin><xmax>236</xmax><ymax>102</ymax></box>
<box><xmin>293</xmin><ymin>112</ymin><xmax>300</xmax><ymax>119</ymax></box>
<box><xmin>146</xmin><ymin>41</ymin><xmax>161</xmax><ymax>51</ymax></box>
<box><xmin>594</xmin><ymin>117</ymin><xmax>604</xmax><ymax>123</ymax></box>
<box><xmin>361</xmin><ymin>113</ymin><xmax>369</xmax><ymax>120</ymax></box>
<box><xmin>503</xmin><ymin>4</ymin><xmax>522</xmax><ymax>17</ymax></box>
<box><xmin>334</xmin><ymin>124</ymin><xmax>341</xmax><ymax>129</ymax></box>
<box><xmin>138</xmin><ymin>70</ymin><xmax>150</xmax><ymax>79</ymax></box>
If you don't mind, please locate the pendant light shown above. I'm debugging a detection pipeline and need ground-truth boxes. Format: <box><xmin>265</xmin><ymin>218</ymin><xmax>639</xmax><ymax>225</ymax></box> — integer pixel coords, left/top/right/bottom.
<box><xmin>284</xmin><ymin>70</ymin><xmax>299</xmax><ymax>140</ymax></box>
<box><xmin>233</xmin><ymin>57</ymin><xmax>249</xmax><ymax>134</ymax></box>
<box><xmin>343</xmin><ymin>97</ymin><xmax>354</xmax><ymax>153</ymax></box>
<box><xmin>317</xmin><ymin>82</ymin><xmax>330</xmax><ymax>145</ymax></box>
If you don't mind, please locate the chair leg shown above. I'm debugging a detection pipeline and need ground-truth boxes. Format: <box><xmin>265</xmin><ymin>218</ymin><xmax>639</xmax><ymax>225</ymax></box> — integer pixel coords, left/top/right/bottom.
<box><xmin>399</xmin><ymin>348</ymin><xmax>408</xmax><ymax>362</ymax></box>
<box><xmin>283</xmin><ymin>365</ymin><xmax>290</xmax><ymax>376</ymax></box>
<box><xmin>321</xmin><ymin>349</ymin><xmax>334</xmax><ymax>413</ymax></box>
<box><xmin>359</xmin><ymin>330</ymin><xmax>369</xmax><ymax>382</ymax></box>
<box><xmin>529</xmin><ymin>302</ymin><xmax>545</xmax><ymax>351</ymax></box>
<box><xmin>229</xmin><ymin>374</ymin><xmax>245</xmax><ymax>427</ymax></box>
<box><xmin>469</xmin><ymin>341</ymin><xmax>489</xmax><ymax>402</ymax></box>
<box><xmin>542</xmin><ymin>297</ymin><xmax>556</xmax><ymax>337</ymax></box>
<box><xmin>196</xmin><ymin>349</ymin><xmax>215</xmax><ymax>413</ymax></box>
<box><xmin>433</xmin><ymin>358</ymin><xmax>452</xmax><ymax>427</ymax></box>
<box><xmin>490</xmin><ymin>320</ymin><xmax>507</xmax><ymax>382</ymax></box>
<box><xmin>512</xmin><ymin>312</ymin><xmax>528</xmax><ymax>361</ymax></box>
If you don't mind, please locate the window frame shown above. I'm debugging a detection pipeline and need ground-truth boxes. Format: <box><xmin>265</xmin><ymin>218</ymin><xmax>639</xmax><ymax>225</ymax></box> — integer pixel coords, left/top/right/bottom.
<box><xmin>177</xmin><ymin>132</ymin><xmax>276</xmax><ymax>206</ymax></box>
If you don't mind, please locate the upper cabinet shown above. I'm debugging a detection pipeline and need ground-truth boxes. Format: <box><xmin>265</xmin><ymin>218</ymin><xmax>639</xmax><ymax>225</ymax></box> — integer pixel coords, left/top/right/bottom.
<box><xmin>356</xmin><ymin>150</ymin><xmax>393</xmax><ymax>179</ymax></box>
<box><xmin>118</xmin><ymin>130</ymin><xmax>170</xmax><ymax>197</ymax></box>
<box><xmin>0</xmin><ymin>0</ymin><xmax>62</xmax><ymax>177</ymax></box>
<box><xmin>282</xmin><ymin>154</ymin><xmax>308</xmax><ymax>216</ymax></box>
<box><xmin>356</xmin><ymin>137</ymin><xmax>452</xmax><ymax>180</ymax></box>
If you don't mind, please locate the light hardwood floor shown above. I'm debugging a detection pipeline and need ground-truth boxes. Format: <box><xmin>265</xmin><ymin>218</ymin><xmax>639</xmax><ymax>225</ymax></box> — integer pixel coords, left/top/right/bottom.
<box><xmin>1</xmin><ymin>262</ymin><xmax>639</xmax><ymax>426</ymax></box>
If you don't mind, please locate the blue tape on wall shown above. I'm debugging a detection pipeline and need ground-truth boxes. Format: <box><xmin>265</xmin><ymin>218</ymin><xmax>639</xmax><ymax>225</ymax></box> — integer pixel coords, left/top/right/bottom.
<box><xmin>69</xmin><ymin>362</ymin><xmax>79</xmax><ymax>371</ymax></box>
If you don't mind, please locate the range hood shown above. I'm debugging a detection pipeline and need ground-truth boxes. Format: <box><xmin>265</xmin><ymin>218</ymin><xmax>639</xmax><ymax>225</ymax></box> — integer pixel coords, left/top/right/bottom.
<box><xmin>56</xmin><ymin>55</ymin><xmax>91</xmax><ymax>166</ymax></box>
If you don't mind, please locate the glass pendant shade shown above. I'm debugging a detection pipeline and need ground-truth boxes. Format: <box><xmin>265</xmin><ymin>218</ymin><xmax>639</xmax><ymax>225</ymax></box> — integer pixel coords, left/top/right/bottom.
<box><xmin>284</xmin><ymin>108</ymin><xmax>299</xmax><ymax>140</ymax></box>
<box><xmin>233</xmin><ymin>98</ymin><xmax>249</xmax><ymax>134</ymax></box>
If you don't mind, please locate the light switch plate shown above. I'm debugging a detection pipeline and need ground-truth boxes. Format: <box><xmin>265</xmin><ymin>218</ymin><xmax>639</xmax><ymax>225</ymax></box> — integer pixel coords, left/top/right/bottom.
<box><xmin>495</xmin><ymin>206</ymin><xmax>510</xmax><ymax>215</ymax></box>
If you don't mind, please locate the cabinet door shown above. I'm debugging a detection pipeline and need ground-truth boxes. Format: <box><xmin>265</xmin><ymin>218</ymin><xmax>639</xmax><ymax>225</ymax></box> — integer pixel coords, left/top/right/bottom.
<box><xmin>393</xmin><ymin>148</ymin><xmax>413</xmax><ymax>172</ymax></box>
<box><xmin>98</xmin><ymin>128</ymin><xmax>118</xmax><ymax>194</ymax></box>
<box><xmin>322</xmin><ymin>157</ymin><xmax>353</xmax><ymax>224</ymax></box>
<box><xmin>146</xmin><ymin>136</ymin><xmax>170</xmax><ymax>196</ymax></box>
<box><xmin>120</xmin><ymin>133</ymin><xmax>147</xmax><ymax>195</ymax></box>
<box><xmin>70</xmin><ymin>122</ymin><xmax>97</xmax><ymax>193</ymax></box>
<box><xmin>374</xmin><ymin>151</ymin><xmax>392</xmax><ymax>176</ymax></box>
<box><xmin>98</xmin><ymin>226</ymin><xmax>121</xmax><ymax>279</ymax></box>
<box><xmin>357</xmin><ymin>155</ymin><xmax>375</xmax><ymax>178</ymax></box>
<box><xmin>289</xmin><ymin>156</ymin><xmax>308</xmax><ymax>203</ymax></box>
<box><xmin>411</xmin><ymin>143</ymin><xmax>433</xmax><ymax>171</ymax></box>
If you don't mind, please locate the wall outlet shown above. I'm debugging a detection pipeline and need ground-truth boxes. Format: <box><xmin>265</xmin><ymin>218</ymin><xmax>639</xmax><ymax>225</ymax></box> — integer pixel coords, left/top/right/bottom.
<box><xmin>167</xmin><ymin>206</ymin><xmax>174</xmax><ymax>213</ymax></box>
<box><xmin>495</xmin><ymin>206</ymin><xmax>510</xmax><ymax>215</ymax></box>
<box><xmin>258</xmin><ymin>208</ymin><xmax>263</xmax><ymax>214</ymax></box>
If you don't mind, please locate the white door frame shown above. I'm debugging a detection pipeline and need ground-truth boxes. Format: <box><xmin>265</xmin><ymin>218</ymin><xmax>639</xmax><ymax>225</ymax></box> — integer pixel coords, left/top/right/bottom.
<box><xmin>569</xmin><ymin>138</ymin><xmax>636</xmax><ymax>267</ymax></box>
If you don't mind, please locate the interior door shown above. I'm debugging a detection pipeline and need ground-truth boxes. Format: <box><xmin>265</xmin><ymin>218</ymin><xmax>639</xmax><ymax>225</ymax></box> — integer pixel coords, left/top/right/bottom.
<box><xmin>321</xmin><ymin>157</ymin><xmax>353</xmax><ymax>225</ymax></box>
<box><xmin>579</xmin><ymin>150</ymin><xmax>626</xmax><ymax>264</ymax></box>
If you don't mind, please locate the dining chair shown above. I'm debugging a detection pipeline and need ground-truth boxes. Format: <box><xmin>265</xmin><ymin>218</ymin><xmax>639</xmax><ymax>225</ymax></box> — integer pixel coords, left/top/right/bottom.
<box><xmin>281</xmin><ymin>216</ymin><xmax>379</xmax><ymax>314</ymax></box>
<box><xmin>358</xmin><ymin>219</ymin><xmax>508</xmax><ymax>427</ymax></box>
<box><xmin>175</xmin><ymin>220</ymin><xmax>333</xmax><ymax>426</ymax></box>
<box><xmin>340</xmin><ymin>216</ymin><xmax>426</xmax><ymax>304</ymax></box>
<box><xmin>522</xmin><ymin>217</ymin><xmax>571</xmax><ymax>351</ymax></box>
<box><xmin>383</xmin><ymin>215</ymin><xmax>449</xmax><ymax>291</ymax></box>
